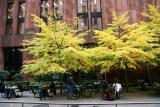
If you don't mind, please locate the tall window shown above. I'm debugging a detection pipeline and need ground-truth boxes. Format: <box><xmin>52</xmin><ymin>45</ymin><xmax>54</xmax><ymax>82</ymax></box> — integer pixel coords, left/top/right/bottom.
<box><xmin>77</xmin><ymin>0</ymin><xmax>88</xmax><ymax>31</ymax></box>
<box><xmin>6</xmin><ymin>2</ymin><xmax>14</xmax><ymax>35</ymax></box>
<box><xmin>41</xmin><ymin>0</ymin><xmax>49</xmax><ymax>23</ymax></box>
<box><xmin>91</xmin><ymin>0</ymin><xmax>102</xmax><ymax>30</ymax></box>
<box><xmin>19</xmin><ymin>2</ymin><xmax>25</xmax><ymax>18</ymax></box>
<box><xmin>77</xmin><ymin>0</ymin><xmax>102</xmax><ymax>31</ymax></box>
<box><xmin>91</xmin><ymin>17</ymin><xmax>102</xmax><ymax>29</ymax></box>
<box><xmin>91</xmin><ymin>0</ymin><xmax>101</xmax><ymax>12</ymax></box>
<box><xmin>41</xmin><ymin>0</ymin><xmax>49</xmax><ymax>17</ymax></box>
<box><xmin>54</xmin><ymin>0</ymin><xmax>63</xmax><ymax>18</ymax></box>
<box><xmin>77</xmin><ymin>0</ymin><xmax>88</xmax><ymax>13</ymax></box>
<box><xmin>18</xmin><ymin>2</ymin><xmax>26</xmax><ymax>35</ymax></box>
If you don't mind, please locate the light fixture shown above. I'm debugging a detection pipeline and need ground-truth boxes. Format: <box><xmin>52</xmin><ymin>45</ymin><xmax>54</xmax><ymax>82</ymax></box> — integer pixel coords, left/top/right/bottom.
<box><xmin>59</xmin><ymin>1</ymin><xmax>63</xmax><ymax>6</ymax></box>
<box><xmin>81</xmin><ymin>22</ymin><xmax>84</xmax><ymax>26</ymax></box>
<box><xmin>46</xmin><ymin>3</ymin><xmax>50</xmax><ymax>7</ymax></box>
<box><xmin>54</xmin><ymin>2</ymin><xmax>57</xmax><ymax>6</ymax></box>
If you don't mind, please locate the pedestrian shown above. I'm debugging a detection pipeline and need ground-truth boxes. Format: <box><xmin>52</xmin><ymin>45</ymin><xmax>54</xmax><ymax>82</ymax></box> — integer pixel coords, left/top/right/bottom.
<box><xmin>113</xmin><ymin>80</ymin><xmax>122</xmax><ymax>99</ymax></box>
<box><xmin>66</xmin><ymin>73</ymin><xmax>74</xmax><ymax>99</ymax></box>
<box><xmin>0</xmin><ymin>81</ymin><xmax>5</xmax><ymax>98</ymax></box>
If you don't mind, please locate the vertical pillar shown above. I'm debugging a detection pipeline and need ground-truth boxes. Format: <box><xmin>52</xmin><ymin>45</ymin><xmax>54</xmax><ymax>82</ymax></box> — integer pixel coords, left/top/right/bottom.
<box><xmin>88</xmin><ymin>0</ymin><xmax>92</xmax><ymax>30</ymax></box>
<box><xmin>12</xmin><ymin>0</ymin><xmax>19</xmax><ymax>45</ymax></box>
<box><xmin>0</xmin><ymin>0</ymin><xmax>7</xmax><ymax>70</ymax></box>
<box><xmin>0</xmin><ymin>0</ymin><xmax>7</xmax><ymax>38</ymax></box>
<box><xmin>63</xmin><ymin>0</ymin><xmax>77</xmax><ymax>22</ymax></box>
<box><xmin>101</xmin><ymin>0</ymin><xmax>113</xmax><ymax>28</ymax></box>
<box><xmin>12</xmin><ymin>0</ymin><xmax>19</xmax><ymax>36</ymax></box>
<box><xmin>23</xmin><ymin>0</ymin><xmax>41</xmax><ymax>63</ymax></box>
<box><xmin>48</xmin><ymin>0</ymin><xmax>53</xmax><ymax>14</ymax></box>
<box><xmin>0</xmin><ymin>48</ymin><xmax>4</xmax><ymax>70</ymax></box>
<box><xmin>25</xmin><ymin>0</ymin><xmax>41</xmax><ymax>33</ymax></box>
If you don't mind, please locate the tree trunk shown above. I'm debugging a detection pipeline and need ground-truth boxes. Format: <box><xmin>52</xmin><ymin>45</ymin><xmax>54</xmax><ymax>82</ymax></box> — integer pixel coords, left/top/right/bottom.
<box><xmin>125</xmin><ymin>69</ymin><xmax>128</xmax><ymax>92</ymax></box>
<box><xmin>58</xmin><ymin>49</ymin><xmax>63</xmax><ymax>96</ymax></box>
<box><xmin>146</xmin><ymin>65</ymin><xmax>151</xmax><ymax>86</ymax></box>
<box><xmin>105</xmin><ymin>71</ymin><xmax>107</xmax><ymax>81</ymax></box>
<box><xmin>60</xmin><ymin>74</ymin><xmax>63</xmax><ymax>95</ymax></box>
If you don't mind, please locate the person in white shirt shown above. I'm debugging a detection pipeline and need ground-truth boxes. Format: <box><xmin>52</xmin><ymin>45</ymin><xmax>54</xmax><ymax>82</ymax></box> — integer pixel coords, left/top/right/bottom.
<box><xmin>113</xmin><ymin>81</ymin><xmax>122</xmax><ymax>99</ymax></box>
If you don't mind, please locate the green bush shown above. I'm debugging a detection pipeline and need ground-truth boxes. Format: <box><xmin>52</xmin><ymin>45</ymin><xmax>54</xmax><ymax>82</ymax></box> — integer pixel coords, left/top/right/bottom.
<box><xmin>12</xmin><ymin>73</ymin><xmax>23</xmax><ymax>81</ymax></box>
<box><xmin>0</xmin><ymin>70</ymin><xmax>10</xmax><ymax>81</ymax></box>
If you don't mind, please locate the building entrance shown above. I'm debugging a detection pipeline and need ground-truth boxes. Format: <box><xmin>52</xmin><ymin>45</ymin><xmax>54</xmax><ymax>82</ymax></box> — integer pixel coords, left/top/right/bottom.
<box><xmin>3</xmin><ymin>47</ymin><xmax>22</xmax><ymax>72</ymax></box>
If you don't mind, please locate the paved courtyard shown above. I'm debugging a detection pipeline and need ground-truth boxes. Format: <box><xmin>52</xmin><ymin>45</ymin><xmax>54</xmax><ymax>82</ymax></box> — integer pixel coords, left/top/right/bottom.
<box><xmin>0</xmin><ymin>88</ymin><xmax>160</xmax><ymax>107</ymax></box>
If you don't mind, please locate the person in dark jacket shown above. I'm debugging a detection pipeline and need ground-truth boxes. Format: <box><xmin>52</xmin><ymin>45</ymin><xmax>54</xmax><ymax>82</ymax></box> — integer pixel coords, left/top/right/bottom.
<box><xmin>66</xmin><ymin>73</ymin><xmax>74</xmax><ymax>99</ymax></box>
<box><xmin>0</xmin><ymin>81</ymin><xmax>5</xmax><ymax>98</ymax></box>
<box><xmin>49</xmin><ymin>82</ymin><xmax>56</xmax><ymax>96</ymax></box>
<box><xmin>39</xmin><ymin>85</ymin><xmax>49</xmax><ymax>100</ymax></box>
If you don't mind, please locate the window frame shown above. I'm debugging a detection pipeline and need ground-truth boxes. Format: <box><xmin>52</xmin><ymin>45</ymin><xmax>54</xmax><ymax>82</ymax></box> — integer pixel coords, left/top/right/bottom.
<box><xmin>40</xmin><ymin>0</ymin><xmax>49</xmax><ymax>18</ymax></box>
<box><xmin>17</xmin><ymin>1</ymin><xmax>26</xmax><ymax>35</ymax></box>
<box><xmin>77</xmin><ymin>0</ymin><xmax>102</xmax><ymax>30</ymax></box>
<box><xmin>6</xmin><ymin>1</ymin><xmax>14</xmax><ymax>35</ymax></box>
<box><xmin>53</xmin><ymin>0</ymin><xmax>63</xmax><ymax>18</ymax></box>
<box><xmin>77</xmin><ymin>0</ymin><xmax>89</xmax><ymax>31</ymax></box>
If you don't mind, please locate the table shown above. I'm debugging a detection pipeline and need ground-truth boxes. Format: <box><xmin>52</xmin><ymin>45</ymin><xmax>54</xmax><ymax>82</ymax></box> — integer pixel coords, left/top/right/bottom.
<box><xmin>5</xmin><ymin>86</ymin><xmax>18</xmax><ymax>99</ymax></box>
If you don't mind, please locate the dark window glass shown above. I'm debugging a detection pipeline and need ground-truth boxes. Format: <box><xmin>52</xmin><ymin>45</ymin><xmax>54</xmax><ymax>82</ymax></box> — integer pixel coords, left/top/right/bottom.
<box><xmin>41</xmin><ymin>0</ymin><xmax>49</xmax><ymax>17</ymax></box>
<box><xmin>78</xmin><ymin>18</ymin><xmax>88</xmax><ymax>31</ymax></box>
<box><xmin>18</xmin><ymin>21</ymin><xmax>25</xmax><ymax>35</ymax></box>
<box><xmin>6</xmin><ymin>22</ymin><xmax>12</xmax><ymax>35</ymax></box>
<box><xmin>92</xmin><ymin>17</ymin><xmax>102</xmax><ymax>30</ymax></box>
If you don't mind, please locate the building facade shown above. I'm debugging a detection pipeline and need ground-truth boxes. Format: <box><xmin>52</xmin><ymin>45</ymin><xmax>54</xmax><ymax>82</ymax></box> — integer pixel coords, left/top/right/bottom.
<box><xmin>0</xmin><ymin>0</ymin><xmax>159</xmax><ymax>72</ymax></box>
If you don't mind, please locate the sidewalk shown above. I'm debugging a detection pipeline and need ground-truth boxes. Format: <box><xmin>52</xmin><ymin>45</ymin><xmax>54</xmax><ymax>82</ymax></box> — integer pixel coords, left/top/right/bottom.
<box><xmin>0</xmin><ymin>89</ymin><xmax>160</xmax><ymax>104</ymax></box>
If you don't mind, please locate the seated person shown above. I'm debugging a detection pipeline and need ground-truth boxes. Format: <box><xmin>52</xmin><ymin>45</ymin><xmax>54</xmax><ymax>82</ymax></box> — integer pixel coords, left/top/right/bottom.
<box><xmin>94</xmin><ymin>79</ymin><xmax>100</xmax><ymax>93</ymax></box>
<box><xmin>17</xmin><ymin>83</ymin><xmax>23</xmax><ymax>91</ymax></box>
<box><xmin>39</xmin><ymin>85</ymin><xmax>49</xmax><ymax>100</ymax></box>
<box><xmin>73</xmin><ymin>85</ymin><xmax>80</xmax><ymax>94</ymax></box>
<box><xmin>73</xmin><ymin>85</ymin><xmax>80</xmax><ymax>99</ymax></box>
<box><xmin>102</xmin><ymin>80</ymin><xmax>108</xmax><ymax>93</ymax></box>
<box><xmin>0</xmin><ymin>81</ymin><xmax>5</xmax><ymax>97</ymax></box>
<box><xmin>102</xmin><ymin>88</ymin><xmax>110</xmax><ymax>100</ymax></box>
<box><xmin>49</xmin><ymin>82</ymin><xmax>56</xmax><ymax>96</ymax></box>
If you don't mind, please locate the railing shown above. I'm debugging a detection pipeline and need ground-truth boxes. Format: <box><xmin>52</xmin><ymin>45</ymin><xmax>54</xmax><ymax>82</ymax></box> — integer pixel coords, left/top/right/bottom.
<box><xmin>0</xmin><ymin>101</ymin><xmax>160</xmax><ymax>107</ymax></box>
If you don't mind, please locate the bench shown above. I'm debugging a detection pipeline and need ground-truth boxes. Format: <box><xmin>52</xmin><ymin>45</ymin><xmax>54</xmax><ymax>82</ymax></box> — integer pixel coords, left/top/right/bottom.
<box><xmin>153</xmin><ymin>83</ymin><xmax>160</xmax><ymax>96</ymax></box>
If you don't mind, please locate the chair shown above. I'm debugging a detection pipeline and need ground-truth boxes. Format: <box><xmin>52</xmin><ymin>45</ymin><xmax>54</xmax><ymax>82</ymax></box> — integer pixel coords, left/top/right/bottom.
<box><xmin>73</xmin><ymin>85</ymin><xmax>80</xmax><ymax>99</ymax></box>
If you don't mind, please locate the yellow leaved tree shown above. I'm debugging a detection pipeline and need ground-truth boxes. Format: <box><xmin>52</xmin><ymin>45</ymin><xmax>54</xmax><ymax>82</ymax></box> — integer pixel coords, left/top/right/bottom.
<box><xmin>22</xmin><ymin>13</ymin><xmax>91</xmax><ymax>75</ymax></box>
<box><xmin>91</xmin><ymin>11</ymin><xmax>157</xmax><ymax>92</ymax></box>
